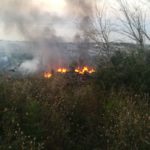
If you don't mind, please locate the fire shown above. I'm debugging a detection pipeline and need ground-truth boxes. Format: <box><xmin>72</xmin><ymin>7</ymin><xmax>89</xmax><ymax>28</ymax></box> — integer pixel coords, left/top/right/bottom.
<box><xmin>43</xmin><ymin>66</ymin><xmax>95</xmax><ymax>78</ymax></box>
<box><xmin>57</xmin><ymin>68</ymin><xmax>68</xmax><ymax>73</ymax></box>
<box><xmin>44</xmin><ymin>72</ymin><xmax>52</xmax><ymax>78</ymax></box>
<box><xmin>75</xmin><ymin>66</ymin><xmax>95</xmax><ymax>75</ymax></box>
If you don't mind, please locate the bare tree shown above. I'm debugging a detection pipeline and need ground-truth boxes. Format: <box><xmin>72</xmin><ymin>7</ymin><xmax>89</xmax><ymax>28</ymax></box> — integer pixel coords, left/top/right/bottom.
<box><xmin>117</xmin><ymin>0</ymin><xmax>147</xmax><ymax>51</ymax></box>
<box><xmin>79</xmin><ymin>1</ymin><xmax>114</xmax><ymax>60</ymax></box>
<box><xmin>142</xmin><ymin>0</ymin><xmax>150</xmax><ymax>42</ymax></box>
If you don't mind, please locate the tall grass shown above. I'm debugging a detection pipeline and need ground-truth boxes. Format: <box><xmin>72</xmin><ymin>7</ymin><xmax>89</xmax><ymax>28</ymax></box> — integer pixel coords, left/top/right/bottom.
<box><xmin>0</xmin><ymin>73</ymin><xmax>149</xmax><ymax>150</ymax></box>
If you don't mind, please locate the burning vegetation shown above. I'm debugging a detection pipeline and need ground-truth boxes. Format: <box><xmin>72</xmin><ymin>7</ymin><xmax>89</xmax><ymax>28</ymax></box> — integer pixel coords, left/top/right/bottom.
<box><xmin>43</xmin><ymin>72</ymin><xmax>52</xmax><ymax>79</ymax></box>
<box><xmin>43</xmin><ymin>66</ymin><xmax>96</xmax><ymax>78</ymax></box>
<box><xmin>75</xmin><ymin>66</ymin><xmax>95</xmax><ymax>75</ymax></box>
<box><xmin>57</xmin><ymin>68</ymin><xmax>69</xmax><ymax>74</ymax></box>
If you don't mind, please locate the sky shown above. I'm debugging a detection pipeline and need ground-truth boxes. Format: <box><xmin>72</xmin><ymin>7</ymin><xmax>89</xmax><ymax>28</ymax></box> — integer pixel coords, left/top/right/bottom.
<box><xmin>0</xmin><ymin>0</ymin><xmax>149</xmax><ymax>42</ymax></box>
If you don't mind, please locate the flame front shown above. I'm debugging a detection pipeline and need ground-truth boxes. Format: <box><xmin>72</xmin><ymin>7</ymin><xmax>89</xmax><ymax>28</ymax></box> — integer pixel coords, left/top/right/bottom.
<box><xmin>44</xmin><ymin>72</ymin><xmax>52</xmax><ymax>78</ymax></box>
<box><xmin>44</xmin><ymin>66</ymin><xmax>95</xmax><ymax>78</ymax></box>
<box><xmin>75</xmin><ymin>66</ymin><xmax>95</xmax><ymax>75</ymax></box>
<box><xmin>57</xmin><ymin>68</ymin><xmax>68</xmax><ymax>73</ymax></box>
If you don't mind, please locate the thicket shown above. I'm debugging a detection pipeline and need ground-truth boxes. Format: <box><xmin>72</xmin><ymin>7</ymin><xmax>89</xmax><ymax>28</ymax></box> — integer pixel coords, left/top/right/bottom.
<box><xmin>0</xmin><ymin>50</ymin><xmax>149</xmax><ymax>150</ymax></box>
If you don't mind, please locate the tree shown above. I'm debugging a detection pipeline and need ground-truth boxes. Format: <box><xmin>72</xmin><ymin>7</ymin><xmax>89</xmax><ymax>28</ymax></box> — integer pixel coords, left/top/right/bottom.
<box><xmin>117</xmin><ymin>0</ymin><xmax>147</xmax><ymax>51</ymax></box>
<box><xmin>80</xmin><ymin>1</ymin><xmax>114</xmax><ymax>61</ymax></box>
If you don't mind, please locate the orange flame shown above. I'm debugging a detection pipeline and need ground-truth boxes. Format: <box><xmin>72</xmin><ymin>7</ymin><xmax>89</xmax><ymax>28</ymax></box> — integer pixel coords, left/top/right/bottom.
<box><xmin>57</xmin><ymin>68</ymin><xmax>68</xmax><ymax>73</ymax></box>
<box><xmin>44</xmin><ymin>66</ymin><xmax>95</xmax><ymax>78</ymax></box>
<box><xmin>75</xmin><ymin>66</ymin><xmax>95</xmax><ymax>75</ymax></box>
<box><xmin>44</xmin><ymin>72</ymin><xmax>52</xmax><ymax>78</ymax></box>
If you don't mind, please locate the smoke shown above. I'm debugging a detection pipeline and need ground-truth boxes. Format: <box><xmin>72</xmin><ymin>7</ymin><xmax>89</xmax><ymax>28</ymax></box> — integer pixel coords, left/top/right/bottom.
<box><xmin>0</xmin><ymin>0</ymin><xmax>94</xmax><ymax>74</ymax></box>
<box><xmin>19</xmin><ymin>59</ymin><xmax>40</xmax><ymax>74</ymax></box>
<box><xmin>66</xmin><ymin>0</ymin><xmax>93</xmax><ymax>17</ymax></box>
<box><xmin>65</xmin><ymin>0</ymin><xmax>93</xmax><ymax>38</ymax></box>
<box><xmin>0</xmin><ymin>0</ymin><xmax>69</xmax><ymax>74</ymax></box>
<box><xmin>65</xmin><ymin>0</ymin><xmax>93</xmax><ymax>65</ymax></box>
<box><xmin>0</xmin><ymin>0</ymin><xmax>64</xmax><ymax>39</ymax></box>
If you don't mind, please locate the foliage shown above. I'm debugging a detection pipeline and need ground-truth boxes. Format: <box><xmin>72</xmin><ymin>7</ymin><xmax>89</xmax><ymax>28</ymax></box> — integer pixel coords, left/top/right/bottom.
<box><xmin>0</xmin><ymin>51</ymin><xmax>150</xmax><ymax>149</ymax></box>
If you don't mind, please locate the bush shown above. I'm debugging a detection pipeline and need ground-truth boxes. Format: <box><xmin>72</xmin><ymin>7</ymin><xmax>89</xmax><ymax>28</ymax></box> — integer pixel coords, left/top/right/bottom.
<box><xmin>0</xmin><ymin>75</ymin><xmax>149</xmax><ymax>150</ymax></box>
<box><xmin>0</xmin><ymin>50</ymin><xmax>150</xmax><ymax>149</ymax></box>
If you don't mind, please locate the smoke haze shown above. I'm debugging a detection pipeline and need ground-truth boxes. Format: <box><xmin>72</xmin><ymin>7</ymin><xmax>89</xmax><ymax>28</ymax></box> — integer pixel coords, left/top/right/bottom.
<box><xmin>0</xmin><ymin>0</ymin><xmax>95</xmax><ymax>74</ymax></box>
<box><xmin>0</xmin><ymin>0</ymin><xmax>68</xmax><ymax>73</ymax></box>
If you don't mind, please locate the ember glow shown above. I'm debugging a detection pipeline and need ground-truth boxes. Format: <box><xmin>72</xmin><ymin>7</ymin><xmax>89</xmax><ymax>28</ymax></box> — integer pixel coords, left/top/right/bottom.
<box><xmin>44</xmin><ymin>72</ymin><xmax>52</xmax><ymax>78</ymax></box>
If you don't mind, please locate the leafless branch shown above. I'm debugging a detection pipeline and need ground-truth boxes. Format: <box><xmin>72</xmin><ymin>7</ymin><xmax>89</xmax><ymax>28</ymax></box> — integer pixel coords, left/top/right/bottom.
<box><xmin>117</xmin><ymin>0</ymin><xmax>147</xmax><ymax>50</ymax></box>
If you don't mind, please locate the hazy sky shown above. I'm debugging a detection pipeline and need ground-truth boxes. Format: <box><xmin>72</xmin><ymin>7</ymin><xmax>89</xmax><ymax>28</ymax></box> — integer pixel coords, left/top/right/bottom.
<box><xmin>0</xmin><ymin>0</ymin><xmax>71</xmax><ymax>41</ymax></box>
<box><xmin>0</xmin><ymin>0</ymin><xmax>148</xmax><ymax>41</ymax></box>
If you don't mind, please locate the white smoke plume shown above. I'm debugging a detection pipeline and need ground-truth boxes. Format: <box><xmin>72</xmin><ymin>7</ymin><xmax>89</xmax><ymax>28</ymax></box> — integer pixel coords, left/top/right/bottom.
<box><xmin>0</xmin><ymin>0</ymin><xmax>94</xmax><ymax>74</ymax></box>
<box><xmin>19</xmin><ymin>59</ymin><xmax>40</xmax><ymax>75</ymax></box>
<box><xmin>0</xmin><ymin>0</ymin><xmax>67</xmax><ymax>73</ymax></box>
